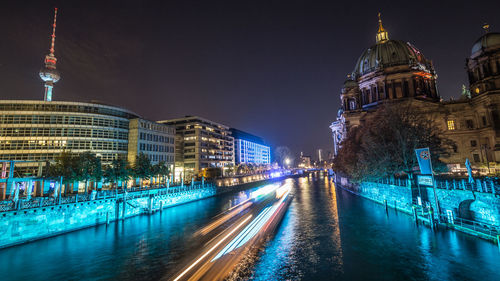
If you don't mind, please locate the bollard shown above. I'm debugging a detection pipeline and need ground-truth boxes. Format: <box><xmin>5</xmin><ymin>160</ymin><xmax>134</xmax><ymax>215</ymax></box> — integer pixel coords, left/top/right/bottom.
<box><xmin>412</xmin><ymin>206</ymin><xmax>418</xmax><ymax>224</ymax></box>
<box><xmin>497</xmin><ymin>235</ymin><xmax>500</xmax><ymax>252</ymax></box>
<box><xmin>106</xmin><ymin>211</ymin><xmax>110</xmax><ymax>225</ymax></box>
<box><xmin>122</xmin><ymin>199</ymin><xmax>126</xmax><ymax>220</ymax></box>
<box><xmin>159</xmin><ymin>200</ymin><xmax>163</xmax><ymax>212</ymax></box>
<box><xmin>429</xmin><ymin>208</ymin><xmax>435</xmax><ymax>230</ymax></box>
<box><xmin>384</xmin><ymin>199</ymin><xmax>388</xmax><ymax>212</ymax></box>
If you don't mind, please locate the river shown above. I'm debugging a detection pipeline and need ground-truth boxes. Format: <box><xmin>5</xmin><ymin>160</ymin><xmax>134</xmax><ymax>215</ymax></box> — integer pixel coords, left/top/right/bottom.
<box><xmin>1</xmin><ymin>173</ymin><xmax>499</xmax><ymax>281</ymax></box>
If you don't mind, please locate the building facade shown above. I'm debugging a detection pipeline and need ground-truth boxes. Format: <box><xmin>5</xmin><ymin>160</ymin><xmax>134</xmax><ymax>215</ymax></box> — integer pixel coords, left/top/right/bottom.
<box><xmin>230</xmin><ymin>128</ymin><xmax>270</xmax><ymax>165</ymax></box>
<box><xmin>330</xmin><ymin>16</ymin><xmax>500</xmax><ymax>172</ymax></box>
<box><xmin>127</xmin><ymin>118</ymin><xmax>175</xmax><ymax>169</ymax></box>
<box><xmin>0</xmin><ymin>100</ymin><xmax>138</xmax><ymax>174</ymax></box>
<box><xmin>0</xmin><ymin>10</ymin><xmax>177</xmax><ymax>177</ymax></box>
<box><xmin>158</xmin><ymin>116</ymin><xmax>234</xmax><ymax>180</ymax></box>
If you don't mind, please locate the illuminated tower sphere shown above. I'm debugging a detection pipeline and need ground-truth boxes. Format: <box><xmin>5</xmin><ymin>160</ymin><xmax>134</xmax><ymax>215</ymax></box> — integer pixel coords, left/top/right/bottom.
<box><xmin>39</xmin><ymin>8</ymin><xmax>60</xmax><ymax>102</ymax></box>
<box><xmin>467</xmin><ymin>24</ymin><xmax>500</xmax><ymax>96</ymax></box>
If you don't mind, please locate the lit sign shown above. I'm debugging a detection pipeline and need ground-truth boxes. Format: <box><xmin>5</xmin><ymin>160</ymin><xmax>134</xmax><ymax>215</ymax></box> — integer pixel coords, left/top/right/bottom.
<box><xmin>417</xmin><ymin>175</ymin><xmax>433</xmax><ymax>186</ymax></box>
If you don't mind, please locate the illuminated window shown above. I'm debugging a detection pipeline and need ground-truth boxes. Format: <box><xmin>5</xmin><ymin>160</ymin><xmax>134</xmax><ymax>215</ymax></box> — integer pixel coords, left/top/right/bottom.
<box><xmin>447</xmin><ymin>120</ymin><xmax>455</xmax><ymax>130</ymax></box>
<box><xmin>475</xmin><ymin>88</ymin><xmax>480</xmax><ymax>94</ymax></box>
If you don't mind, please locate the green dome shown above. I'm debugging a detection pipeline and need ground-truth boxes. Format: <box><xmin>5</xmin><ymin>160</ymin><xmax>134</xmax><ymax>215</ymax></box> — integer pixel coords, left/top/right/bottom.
<box><xmin>343</xmin><ymin>78</ymin><xmax>357</xmax><ymax>89</ymax></box>
<box><xmin>471</xmin><ymin>32</ymin><xmax>500</xmax><ymax>55</ymax></box>
<box><xmin>353</xmin><ymin>40</ymin><xmax>431</xmax><ymax>77</ymax></box>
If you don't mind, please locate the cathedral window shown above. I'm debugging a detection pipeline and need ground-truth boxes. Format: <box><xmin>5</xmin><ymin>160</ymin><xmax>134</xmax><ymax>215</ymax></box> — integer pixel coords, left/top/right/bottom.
<box><xmin>473</xmin><ymin>153</ymin><xmax>480</xmax><ymax>162</ymax></box>
<box><xmin>349</xmin><ymin>100</ymin><xmax>356</xmax><ymax>110</ymax></box>
<box><xmin>466</xmin><ymin>119</ymin><xmax>474</xmax><ymax>129</ymax></box>
<box><xmin>447</xmin><ymin>120</ymin><xmax>456</xmax><ymax>131</ymax></box>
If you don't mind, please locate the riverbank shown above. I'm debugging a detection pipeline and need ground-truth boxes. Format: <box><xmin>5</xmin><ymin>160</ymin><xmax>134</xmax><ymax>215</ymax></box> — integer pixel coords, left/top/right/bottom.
<box><xmin>0</xmin><ymin>175</ymin><xmax>293</xmax><ymax>249</ymax></box>
<box><xmin>333</xmin><ymin>176</ymin><xmax>500</xmax><ymax>244</ymax></box>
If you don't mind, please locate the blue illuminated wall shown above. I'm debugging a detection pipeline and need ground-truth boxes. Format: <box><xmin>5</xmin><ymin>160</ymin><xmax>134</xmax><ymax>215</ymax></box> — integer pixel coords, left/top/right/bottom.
<box><xmin>236</xmin><ymin>139</ymin><xmax>271</xmax><ymax>164</ymax></box>
<box><xmin>231</xmin><ymin>129</ymin><xmax>270</xmax><ymax>165</ymax></box>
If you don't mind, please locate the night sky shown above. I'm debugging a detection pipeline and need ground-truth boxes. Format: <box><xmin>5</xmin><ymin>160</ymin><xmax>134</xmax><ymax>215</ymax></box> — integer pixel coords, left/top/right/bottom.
<box><xmin>1</xmin><ymin>1</ymin><xmax>499</xmax><ymax>159</ymax></box>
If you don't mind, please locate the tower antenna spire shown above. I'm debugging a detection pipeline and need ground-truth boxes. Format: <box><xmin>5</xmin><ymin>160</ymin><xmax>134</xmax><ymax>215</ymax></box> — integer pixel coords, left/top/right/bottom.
<box><xmin>49</xmin><ymin>7</ymin><xmax>58</xmax><ymax>55</ymax></box>
<box><xmin>39</xmin><ymin>8</ymin><xmax>61</xmax><ymax>102</ymax></box>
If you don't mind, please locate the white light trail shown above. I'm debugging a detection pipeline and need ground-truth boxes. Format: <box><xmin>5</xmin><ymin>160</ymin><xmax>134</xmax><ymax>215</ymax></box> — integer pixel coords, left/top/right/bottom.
<box><xmin>172</xmin><ymin>215</ymin><xmax>253</xmax><ymax>281</ymax></box>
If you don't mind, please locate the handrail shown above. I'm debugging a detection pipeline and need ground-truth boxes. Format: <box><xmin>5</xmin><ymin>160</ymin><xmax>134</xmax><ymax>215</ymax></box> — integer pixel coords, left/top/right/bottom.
<box><xmin>0</xmin><ymin>183</ymin><xmax>216</xmax><ymax>213</ymax></box>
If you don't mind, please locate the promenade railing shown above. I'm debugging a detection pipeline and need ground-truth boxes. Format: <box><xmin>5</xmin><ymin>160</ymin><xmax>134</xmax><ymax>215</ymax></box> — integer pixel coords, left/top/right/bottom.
<box><xmin>374</xmin><ymin>177</ymin><xmax>500</xmax><ymax>196</ymax></box>
<box><xmin>0</xmin><ymin>182</ymin><xmax>216</xmax><ymax>213</ymax></box>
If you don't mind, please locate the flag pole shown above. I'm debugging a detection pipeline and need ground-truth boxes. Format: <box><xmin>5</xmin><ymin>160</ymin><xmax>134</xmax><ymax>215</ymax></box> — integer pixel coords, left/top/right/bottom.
<box><xmin>428</xmin><ymin>154</ymin><xmax>440</xmax><ymax>223</ymax></box>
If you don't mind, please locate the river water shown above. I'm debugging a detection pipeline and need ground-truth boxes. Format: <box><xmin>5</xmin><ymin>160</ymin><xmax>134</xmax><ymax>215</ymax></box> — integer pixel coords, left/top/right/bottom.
<box><xmin>1</xmin><ymin>173</ymin><xmax>499</xmax><ymax>281</ymax></box>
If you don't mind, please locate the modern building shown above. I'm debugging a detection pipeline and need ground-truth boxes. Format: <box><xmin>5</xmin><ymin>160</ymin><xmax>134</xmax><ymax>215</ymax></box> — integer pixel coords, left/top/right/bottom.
<box><xmin>0</xmin><ymin>9</ymin><xmax>173</xmax><ymax>177</ymax></box>
<box><xmin>158</xmin><ymin>116</ymin><xmax>234</xmax><ymax>180</ymax></box>
<box><xmin>298</xmin><ymin>152</ymin><xmax>312</xmax><ymax>169</ymax></box>
<box><xmin>230</xmin><ymin>128</ymin><xmax>270</xmax><ymax>165</ymax></box>
<box><xmin>0</xmin><ymin>100</ymin><xmax>138</xmax><ymax>174</ymax></box>
<box><xmin>330</xmin><ymin>15</ymin><xmax>500</xmax><ymax>172</ymax></box>
<box><xmin>127</xmin><ymin>119</ymin><xmax>175</xmax><ymax>168</ymax></box>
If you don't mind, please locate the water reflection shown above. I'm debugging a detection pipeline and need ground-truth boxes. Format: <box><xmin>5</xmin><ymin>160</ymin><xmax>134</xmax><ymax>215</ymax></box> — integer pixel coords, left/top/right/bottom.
<box><xmin>251</xmin><ymin>173</ymin><xmax>500</xmax><ymax>281</ymax></box>
<box><xmin>1</xmin><ymin>175</ymin><xmax>499</xmax><ymax>281</ymax></box>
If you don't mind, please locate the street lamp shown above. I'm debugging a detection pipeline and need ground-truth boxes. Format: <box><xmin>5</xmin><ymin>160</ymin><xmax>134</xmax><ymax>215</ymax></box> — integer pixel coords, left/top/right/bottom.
<box><xmin>285</xmin><ymin>158</ymin><xmax>291</xmax><ymax>168</ymax></box>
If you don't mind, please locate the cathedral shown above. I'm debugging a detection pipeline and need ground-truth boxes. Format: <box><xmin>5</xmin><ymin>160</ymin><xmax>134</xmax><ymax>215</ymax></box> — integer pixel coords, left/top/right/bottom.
<box><xmin>330</xmin><ymin>14</ymin><xmax>500</xmax><ymax>173</ymax></box>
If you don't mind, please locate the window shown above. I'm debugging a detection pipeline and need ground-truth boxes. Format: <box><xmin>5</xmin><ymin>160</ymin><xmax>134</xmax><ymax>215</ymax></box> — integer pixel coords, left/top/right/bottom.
<box><xmin>482</xmin><ymin>116</ymin><xmax>487</xmax><ymax>126</ymax></box>
<box><xmin>466</xmin><ymin>119</ymin><xmax>474</xmax><ymax>129</ymax></box>
<box><xmin>349</xmin><ymin>100</ymin><xmax>356</xmax><ymax>110</ymax></box>
<box><xmin>470</xmin><ymin>140</ymin><xmax>477</xmax><ymax>147</ymax></box>
<box><xmin>447</xmin><ymin>120</ymin><xmax>456</xmax><ymax>130</ymax></box>
<box><xmin>473</xmin><ymin>153</ymin><xmax>480</xmax><ymax>162</ymax></box>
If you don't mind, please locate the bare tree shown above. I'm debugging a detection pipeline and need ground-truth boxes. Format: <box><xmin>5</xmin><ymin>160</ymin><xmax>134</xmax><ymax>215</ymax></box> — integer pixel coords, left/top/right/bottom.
<box><xmin>274</xmin><ymin>146</ymin><xmax>292</xmax><ymax>167</ymax></box>
<box><xmin>334</xmin><ymin>102</ymin><xmax>454</xmax><ymax>182</ymax></box>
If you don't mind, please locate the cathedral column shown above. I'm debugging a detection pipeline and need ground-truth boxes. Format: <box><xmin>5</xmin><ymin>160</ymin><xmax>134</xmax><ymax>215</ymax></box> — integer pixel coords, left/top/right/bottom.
<box><xmin>408</xmin><ymin>77</ymin><xmax>415</xmax><ymax>97</ymax></box>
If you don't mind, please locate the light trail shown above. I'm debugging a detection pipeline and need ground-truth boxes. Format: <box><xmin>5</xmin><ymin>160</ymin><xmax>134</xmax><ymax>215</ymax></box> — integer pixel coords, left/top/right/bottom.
<box><xmin>197</xmin><ymin>201</ymin><xmax>253</xmax><ymax>236</ymax></box>
<box><xmin>212</xmin><ymin>188</ymin><xmax>291</xmax><ymax>261</ymax></box>
<box><xmin>227</xmin><ymin>198</ymin><xmax>251</xmax><ymax>212</ymax></box>
<box><xmin>172</xmin><ymin>215</ymin><xmax>253</xmax><ymax>281</ymax></box>
<box><xmin>212</xmin><ymin>206</ymin><xmax>273</xmax><ymax>261</ymax></box>
<box><xmin>250</xmin><ymin>183</ymin><xmax>280</xmax><ymax>199</ymax></box>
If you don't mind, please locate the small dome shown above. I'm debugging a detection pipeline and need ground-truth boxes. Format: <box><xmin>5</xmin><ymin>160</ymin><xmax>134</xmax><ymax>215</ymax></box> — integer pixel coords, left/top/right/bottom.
<box><xmin>471</xmin><ymin>32</ymin><xmax>500</xmax><ymax>56</ymax></box>
<box><xmin>353</xmin><ymin>40</ymin><xmax>431</xmax><ymax>77</ymax></box>
<box><xmin>343</xmin><ymin>79</ymin><xmax>357</xmax><ymax>89</ymax></box>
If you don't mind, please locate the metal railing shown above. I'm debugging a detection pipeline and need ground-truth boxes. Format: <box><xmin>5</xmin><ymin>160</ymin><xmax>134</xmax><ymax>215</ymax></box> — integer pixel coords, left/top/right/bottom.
<box><xmin>412</xmin><ymin>203</ymin><xmax>499</xmax><ymax>238</ymax></box>
<box><xmin>440</xmin><ymin>215</ymin><xmax>500</xmax><ymax>238</ymax></box>
<box><xmin>374</xmin><ymin>177</ymin><xmax>500</xmax><ymax>195</ymax></box>
<box><xmin>0</xmin><ymin>183</ymin><xmax>216</xmax><ymax>213</ymax></box>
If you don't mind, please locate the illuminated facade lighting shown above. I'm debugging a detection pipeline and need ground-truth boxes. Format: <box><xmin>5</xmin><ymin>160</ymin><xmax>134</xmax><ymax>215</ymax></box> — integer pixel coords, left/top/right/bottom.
<box><xmin>231</xmin><ymin>128</ymin><xmax>270</xmax><ymax>165</ymax></box>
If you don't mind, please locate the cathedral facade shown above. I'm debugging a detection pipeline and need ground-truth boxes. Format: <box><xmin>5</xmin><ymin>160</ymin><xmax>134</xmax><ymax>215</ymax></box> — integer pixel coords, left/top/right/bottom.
<box><xmin>330</xmin><ymin>16</ymin><xmax>500</xmax><ymax>173</ymax></box>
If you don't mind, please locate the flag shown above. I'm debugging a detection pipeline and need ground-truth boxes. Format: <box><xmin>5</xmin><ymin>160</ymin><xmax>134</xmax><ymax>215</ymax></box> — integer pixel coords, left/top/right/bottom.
<box><xmin>465</xmin><ymin>158</ymin><xmax>474</xmax><ymax>183</ymax></box>
<box><xmin>415</xmin><ymin>148</ymin><xmax>433</xmax><ymax>175</ymax></box>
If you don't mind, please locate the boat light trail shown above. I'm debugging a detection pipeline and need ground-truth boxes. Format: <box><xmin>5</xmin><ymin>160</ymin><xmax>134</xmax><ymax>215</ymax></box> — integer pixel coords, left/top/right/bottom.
<box><xmin>197</xmin><ymin>202</ymin><xmax>253</xmax><ymax>236</ymax></box>
<box><xmin>172</xmin><ymin>215</ymin><xmax>253</xmax><ymax>281</ymax></box>
<box><xmin>212</xmin><ymin>189</ymin><xmax>291</xmax><ymax>261</ymax></box>
<box><xmin>250</xmin><ymin>183</ymin><xmax>280</xmax><ymax>199</ymax></box>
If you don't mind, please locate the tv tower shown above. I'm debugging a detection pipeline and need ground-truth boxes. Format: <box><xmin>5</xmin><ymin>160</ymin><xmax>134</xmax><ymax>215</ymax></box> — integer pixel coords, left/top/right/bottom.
<box><xmin>39</xmin><ymin>8</ymin><xmax>60</xmax><ymax>102</ymax></box>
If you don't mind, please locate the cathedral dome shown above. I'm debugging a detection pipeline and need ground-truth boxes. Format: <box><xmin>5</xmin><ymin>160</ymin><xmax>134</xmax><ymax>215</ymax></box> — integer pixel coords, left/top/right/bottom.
<box><xmin>353</xmin><ymin>40</ymin><xmax>431</xmax><ymax>77</ymax></box>
<box><xmin>471</xmin><ymin>32</ymin><xmax>500</xmax><ymax>56</ymax></box>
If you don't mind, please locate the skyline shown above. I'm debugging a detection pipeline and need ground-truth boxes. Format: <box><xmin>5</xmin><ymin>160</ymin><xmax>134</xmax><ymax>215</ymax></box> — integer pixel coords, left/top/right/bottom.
<box><xmin>1</xmin><ymin>1</ymin><xmax>500</xmax><ymax>157</ymax></box>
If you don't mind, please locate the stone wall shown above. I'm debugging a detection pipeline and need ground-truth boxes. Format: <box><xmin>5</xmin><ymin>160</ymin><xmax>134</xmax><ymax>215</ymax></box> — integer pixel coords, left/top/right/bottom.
<box><xmin>0</xmin><ymin>188</ymin><xmax>215</xmax><ymax>249</ymax></box>
<box><xmin>431</xmin><ymin>187</ymin><xmax>500</xmax><ymax>226</ymax></box>
<box><xmin>339</xmin><ymin>177</ymin><xmax>500</xmax><ymax>227</ymax></box>
<box><xmin>357</xmin><ymin>181</ymin><xmax>413</xmax><ymax>214</ymax></box>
